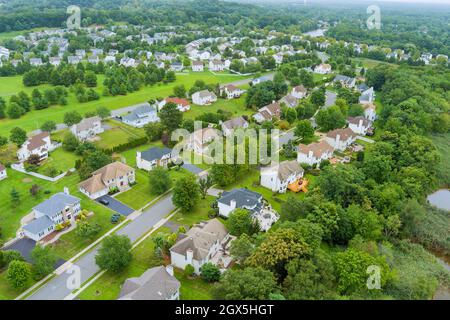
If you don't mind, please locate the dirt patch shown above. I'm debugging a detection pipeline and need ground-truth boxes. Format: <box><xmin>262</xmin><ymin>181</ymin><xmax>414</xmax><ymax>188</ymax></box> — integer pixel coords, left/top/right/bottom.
<box><xmin>22</xmin><ymin>177</ymin><xmax>33</xmax><ymax>183</ymax></box>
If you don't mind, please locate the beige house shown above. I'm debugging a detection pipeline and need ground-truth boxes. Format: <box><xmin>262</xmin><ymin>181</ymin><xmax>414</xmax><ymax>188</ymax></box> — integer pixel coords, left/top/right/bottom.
<box><xmin>79</xmin><ymin>162</ymin><xmax>135</xmax><ymax>199</ymax></box>
<box><xmin>185</xmin><ymin>128</ymin><xmax>220</xmax><ymax>154</ymax></box>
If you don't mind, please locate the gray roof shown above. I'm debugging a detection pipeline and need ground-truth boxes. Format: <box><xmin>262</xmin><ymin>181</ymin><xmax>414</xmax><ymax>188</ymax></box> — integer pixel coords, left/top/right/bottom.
<box><xmin>140</xmin><ymin>147</ymin><xmax>172</xmax><ymax>162</ymax></box>
<box><xmin>218</xmin><ymin>188</ymin><xmax>262</xmax><ymax>211</ymax></box>
<box><xmin>33</xmin><ymin>192</ymin><xmax>80</xmax><ymax>217</ymax></box>
<box><xmin>262</xmin><ymin>160</ymin><xmax>304</xmax><ymax>181</ymax></box>
<box><xmin>122</xmin><ymin>103</ymin><xmax>156</xmax><ymax>122</ymax></box>
<box><xmin>73</xmin><ymin>116</ymin><xmax>101</xmax><ymax>133</ymax></box>
<box><xmin>334</xmin><ymin>75</ymin><xmax>355</xmax><ymax>85</ymax></box>
<box><xmin>23</xmin><ymin>216</ymin><xmax>54</xmax><ymax>235</ymax></box>
<box><xmin>119</xmin><ymin>266</ymin><xmax>180</xmax><ymax>300</ymax></box>
<box><xmin>222</xmin><ymin>117</ymin><xmax>248</xmax><ymax>130</ymax></box>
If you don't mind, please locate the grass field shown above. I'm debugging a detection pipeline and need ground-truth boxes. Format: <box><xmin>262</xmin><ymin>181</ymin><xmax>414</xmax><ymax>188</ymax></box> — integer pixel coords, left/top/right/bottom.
<box><xmin>35</xmin><ymin>148</ymin><xmax>80</xmax><ymax>175</ymax></box>
<box><xmin>0</xmin><ymin>71</ymin><xmax>250</xmax><ymax>137</ymax></box>
<box><xmin>185</xmin><ymin>95</ymin><xmax>252</xmax><ymax>120</ymax></box>
<box><xmin>94</xmin><ymin>119</ymin><xmax>146</xmax><ymax>150</ymax></box>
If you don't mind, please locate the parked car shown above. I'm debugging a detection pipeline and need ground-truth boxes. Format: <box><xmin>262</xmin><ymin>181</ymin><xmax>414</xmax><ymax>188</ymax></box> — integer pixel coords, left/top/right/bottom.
<box><xmin>99</xmin><ymin>198</ymin><xmax>109</xmax><ymax>205</ymax></box>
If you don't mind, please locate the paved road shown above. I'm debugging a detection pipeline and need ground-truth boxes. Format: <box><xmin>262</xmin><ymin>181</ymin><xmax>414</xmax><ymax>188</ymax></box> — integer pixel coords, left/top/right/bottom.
<box><xmin>224</xmin><ymin>72</ymin><xmax>275</xmax><ymax>87</ymax></box>
<box><xmin>27</xmin><ymin>194</ymin><xmax>175</xmax><ymax>300</ymax></box>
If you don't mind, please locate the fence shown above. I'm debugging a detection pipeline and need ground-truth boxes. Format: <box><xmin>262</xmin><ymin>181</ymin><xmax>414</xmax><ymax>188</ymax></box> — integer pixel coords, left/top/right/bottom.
<box><xmin>11</xmin><ymin>163</ymin><xmax>68</xmax><ymax>182</ymax></box>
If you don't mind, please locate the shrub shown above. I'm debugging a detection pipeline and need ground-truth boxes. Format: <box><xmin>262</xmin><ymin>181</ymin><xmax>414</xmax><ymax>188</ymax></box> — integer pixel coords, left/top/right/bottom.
<box><xmin>184</xmin><ymin>264</ymin><xmax>195</xmax><ymax>277</ymax></box>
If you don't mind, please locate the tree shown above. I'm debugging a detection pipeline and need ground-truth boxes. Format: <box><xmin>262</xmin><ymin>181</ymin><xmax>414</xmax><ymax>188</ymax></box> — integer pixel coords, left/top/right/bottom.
<box><xmin>149</xmin><ymin>167</ymin><xmax>172</xmax><ymax>195</ymax></box>
<box><xmin>144</xmin><ymin>122</ymin><xmax>164</xmax><ymax>141</ymax></box>
<box><xmin>63</xmin><ymin>111</ymin><xmax>82</xmax><ymax>126</ymax></box>
<box><xmin>76</xmin><ymin>222</ymin><xmax>101</xmax><ymax>240</ymax></box>
<box><xmin>95</xmin><ymin>235</ymin><xmax>132</xmax><ymax>273</ymax></box>
<box><xmin>310</xmin><ymin>88</ymin><xmax>326</xmax><ymax>107</ymax></box>
<box><xmin>198</xmin><ymin>175</ymin><xmax>213</xmax><ymax>199</ymax></box>
<box><xmin>31</xmin><ymin>245</ymin><xmax>58</xmax><ymax>279</ymax></box>
<box><xmin>9</xmin><ymin>127</ymin><xmax>27</xmax><ymax>146</ymax></box>
<box><xmin>294</xmin><ymin>120</ymin><xmax>314</xmax><ymax>140</ymax></box>
<box><xmin>213</xmin><ymin>267</ymin><xmax>278</xmax><ymax>300</ymax></box>
<box><xmin>172</xmin><ymin>175</ymin><xmax>200</xmax><ymax>212</ymax></box>
<box><xmin>7</xmin><ymin>102</ymin><xmax>24</xmax><ymax>119</ymax></box>
<box><xmin>200</xmin><ymin>263</ymin><xmax>221</xmax><ymax>282</ymax></box>
<box><xmin>0</xmin><ymin>135</ymin><xmax>7</xmax><ymax>147</ymax></box>
<box><xmin>62</xmin><ymin>132</ymin><xmax>79</xmax><ymax>152</ymax></box>
<box><xmin>6</xmin><ymin>260</ymin><xmax>30</xmax><ymax>289</ymax></box>
<box><xmin>315</xmin><ymin>106</ymin><xmax>346</xmax><ymax>131</ymax></box>
<box><xmin>226</xmin><ymin>208</ymin><xmax>259</xmax><ymax>236</ymax></box>
<box><xmin>84</xmin><ymin>71</ymin><xmax>97</xmax><ymax>87</ymax></box>
<box><xmin>173</xmin><ymin>84</ymin><xmax>186</xmax><ymax>98</ymax></box>
<box><xmin>10</xmin><ymin>188</ymin><xmax>20</xmax><ymax>208</ymax></box>
<box><xmin>153</xmin><ymin>232</ymin><xmax>177</xmax><ymax>257</ymax></box>
<box><xmin>96</xmin><ymin>106</ymin><xmax>111</xmax><ymax>119</ymax></box>
<box><xmin>230</xmin><ymin>233</ymin><xmax>254</xmax><ymax>263</ymax></box>
<box><xmin>159</xmin><ymin>102</ymin><xmax>182</xmax><ymax>133</ymax></box>
<box><xmin>273</xmin><ymin>72</ymin><xmax>288</xmax><ymax>98</ymax></box>
<box><xmin>40</xmin><ymin>120</ymin><xmax>56</xmax><ymax>132</ymax></box>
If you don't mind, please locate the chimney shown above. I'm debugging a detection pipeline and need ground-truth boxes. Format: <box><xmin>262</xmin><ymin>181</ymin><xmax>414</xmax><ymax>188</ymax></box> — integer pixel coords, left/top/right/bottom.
<box><xmin>186</xmin><ymin>249</ymin><xmax>193</xmax><ymax>264</ymax></box>
<box><xmin>335</xmin><ymin>134</ymin><xmax>341</xmax><ymax>146</ymax></box>
<box><xmin>230</xmin><ymin>199</ymin><xmax>236</xmax><ymax>210</ymax></box>
<box><xmin>359</xmin><ymin>119</ymin><xmax>363</xmax><ymax>130</ymax></box>
<box><xmin>63</xmin><ymin>187</ymin><xmax>70</xmax><ymax>195</ymax></box>
<box><xmin>166</xmin><ymin>264</ymin><xmax>174</xmax><ymax>277</ymax></box>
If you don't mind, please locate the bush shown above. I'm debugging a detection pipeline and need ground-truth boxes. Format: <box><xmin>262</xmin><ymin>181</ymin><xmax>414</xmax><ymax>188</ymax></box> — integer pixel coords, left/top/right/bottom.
<box><xmin>3</xmin><ymin>250</ymin><xmax>24</xmax><ymax>265</ymax></box>
<box><xmin>200</xmin><ymin>263</ymin><xmax>221</xmax><ymax>282</ymax></box>
<box><xmin>184</xmin><ymin>264</ymin><xmax>195</xmax><ymax>277</ymax></box>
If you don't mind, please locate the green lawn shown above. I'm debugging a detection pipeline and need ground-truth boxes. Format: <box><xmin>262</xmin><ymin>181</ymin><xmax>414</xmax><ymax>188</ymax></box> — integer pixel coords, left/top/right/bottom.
<box><xmin>0</xmin><ymin>71</ymin><xmax>251</xmax><ymax>137</ymax></box>
<box><xmin>35</xmin><ymin>148</ymin><xmax>80</xmax><ymax>175</ymax></box>
<box><xmin>185</xmin><ymin>95</ymin><xmax>252</xmax><ymax>120</ymax></box>
<box><xmin>170</xmin><ymin>195</ymin><xmax>216</xmax><ymax>228</ymax></box>
<box><xmin>0</xmin><ymin>263</ymin><xmax>38</xmax><ymax>300</ymax></box>
<box><xmin>95</xmin><ymin>119</ymin><xmax>146</xmax><ymax>150</ymax></box>
<box><xmin>175</xmin><ymin>269</ymin><xmax>214</xmax><ymax>300</ymax></box>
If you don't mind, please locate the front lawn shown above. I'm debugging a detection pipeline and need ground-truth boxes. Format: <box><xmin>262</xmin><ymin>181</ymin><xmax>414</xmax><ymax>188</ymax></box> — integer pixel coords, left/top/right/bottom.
<box><xmin>0</xmin><ymin>263</ymin><xmax>38</xmax><ymax>300</ymax></box>
<box><xmin>170</xmin><ymin>195</ymin><xmax>216</xmax><ymax>228</ymax></box>
<box><xmin>35</xmin><ymin>148</ymin><xmax>80</xmax><ymax>175</ymax></box>
<box><xmin>175</xmin><ymin>269</ymin><xmax>214</xmax><ymax>300</ymax></box>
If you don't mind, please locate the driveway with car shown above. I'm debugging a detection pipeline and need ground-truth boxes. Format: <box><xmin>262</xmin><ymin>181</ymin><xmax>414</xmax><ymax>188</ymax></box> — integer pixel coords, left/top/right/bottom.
<box><xmin>96</xmin><ymin>195</ymin><xmax>134</xmax><ymax>216</ymax></box>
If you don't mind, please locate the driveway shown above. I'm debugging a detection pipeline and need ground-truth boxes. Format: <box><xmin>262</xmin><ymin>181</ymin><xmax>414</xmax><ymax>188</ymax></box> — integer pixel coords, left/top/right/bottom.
<box><xmin>2</xmin><ymin>238</ymin><xmax>36</xmax><ymax>263</ymax></box>
<box><xmin>27</xmin><ymin>194</ymin><xmax>175</xmax><ymax>300</ymax></box>
<box><xmin>96</xmin><ymin>195</ymin><xmax>134</xmax><ymax>216</ymax></box>
<box><xmin>182</xmin><ymin>163</ymin><xmax>205</xmax><ymax>175</ymax></box>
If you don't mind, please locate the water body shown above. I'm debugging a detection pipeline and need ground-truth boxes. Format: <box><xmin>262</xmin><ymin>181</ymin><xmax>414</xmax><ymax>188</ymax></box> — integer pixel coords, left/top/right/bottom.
<box><xmin>427</xmin><ymin>189</ymin><xmax>450</xmax><ymax>211</ymax></box>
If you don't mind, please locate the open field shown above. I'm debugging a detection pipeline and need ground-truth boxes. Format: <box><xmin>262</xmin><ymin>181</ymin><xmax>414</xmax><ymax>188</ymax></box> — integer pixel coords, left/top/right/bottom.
<box><xmin>94</xmin><ymin>119</ymin><xmax>146</xmax><ymax>150</ymax></box>
<box><xmin>0</xmin><ymin>71</ymin><xmax>251</xmax><ymax>136</ymax></box>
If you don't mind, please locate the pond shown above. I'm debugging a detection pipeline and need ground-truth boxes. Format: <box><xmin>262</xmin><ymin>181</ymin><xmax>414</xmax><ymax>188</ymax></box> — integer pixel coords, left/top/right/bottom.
<box><xmin>427</xmin><ymin>189</ymin><xmax>450</xmax><ymax>211</ymax></box>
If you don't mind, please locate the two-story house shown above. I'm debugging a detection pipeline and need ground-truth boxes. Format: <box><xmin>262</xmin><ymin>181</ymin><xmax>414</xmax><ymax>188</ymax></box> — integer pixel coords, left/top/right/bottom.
<box><xmin>220</xmin><ymin>85</ymin><xmax>244</xmax><ymax>99</ymax></box>
<box><xmin>121</xmin><ymin>103</ymin><xmax>159</xmax><ymax>128</ymax></box>
<box><xmin>314</xmin><ymin>63</ymin><xmax>332</xmax><ymax>74</ymax></box>
<box><xmin>22</xmin><ymin>191</ymin><xmax>81</xmax><ymax>241</ymax></box>
<box><xmin>325</xmin><ymin>127</ymin><xmax>357</xmax><ymax>151</ymax></box>
<box><xmin>136</xmin><ymin>147</ymin><xmax>172</xmax><ymax>171</ymax></box>
<box><xmin>191</xmin><ymin>61</ymin><xmax>204</xmax><ymax>72</ymax></box>
<box><xmin>252</xmin><ymin>102</ymin><xmax>281</xmax><ymax>123</ymax></box>
<box><xmin>260</xmin><ymin>160</ymin><xmax>304</xmax><ymax>193</ymax></box>
<box><xmin>185</xmin><ymin>128</ymin><xmax>220</xmax><ymax>155</ymax></box>
<box><xmin>297</xmin><ymin>140</ymin><xmax>335</xmax><ymax>167</ymax></box>
<box><xmin>291</xmin><ymin>85</ymin><xmax>307</xmax><ymax>99</ymax></box>
<box><xmin>17</xmin><ymin>132</ymin><xmax>55</xmax><ymax>162</ymax></box>
<box><xmin>158</xmin><ymin>97</ymin><xmax>190</xmax><ymax>112</ymax></box>
<box><xmin>79</xmin><ymin>162</ymin><xmax>135</xmax><ymax>199</ymax></box>
<box><xmin>221</xmin><ymin>117</ymin><xmax>249</xmax><ymax>137</ymax></box>
<box><xmin>208</xmin><ymin>60</ymin><xmax>225</xmax><ymax>71</ymax></box>
<box><xmin>192</xmin><ymin>90</ymin><xmax>217</xmax><ymax>106</ymax></box>
<box><xmin>71</xmin><ymin>116</ymin><xmax>104</xmax><ymax>141</ymax></box>
<box><xmin>347</xmin><ymin>116</ymin><xmax>372</xmax><ymax>135</ymax></box>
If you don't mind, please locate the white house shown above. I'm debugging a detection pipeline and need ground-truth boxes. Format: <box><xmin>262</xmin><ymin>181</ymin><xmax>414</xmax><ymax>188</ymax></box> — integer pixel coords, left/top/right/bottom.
<box><xmin>49</xmin><ymin>57</ymin><xmax>61</xmax><ymax>66</ymax></box>
<box><xmin>22</xmin><ymin>191</ymin><xmax>81</xmax><ymax>241</ymax></box>
<box><xmin>292</xmin><ymin>85</ymin><xmax>307</xmax><ymax>99</ymax></box>
<box><xmin>79</xmin><ymin>162</ymin><xmax>135</xmax><ymax>199</ymax></box>
<box><xmin>29</xmin><ymin>58</ymin><xmax>43</xmax><ymax>66</ymax></box>
<box><xmin>158</xmin><ymin>97</ymin><xmax>190</xmax><ymax>112</ymax></box>
<box><xmin>170</xmin><ymin>219</ymin><xmax>233</xmax><ymax>275</ymax></box>
<box><xmin>136</xmin><ymin>147</ymin><xmax>172</xmax><ymax>171</ymax></box>
<box><xmin>325</xmin><ymin>128</ymin><xmax>357</xmax><ymax>151</ymax></box>
<box><xmin>192</xmin><ymin>90</ymin><xmax>217</xmax><ymax>105</ymax></box>
<box><xmin>170</xmin><ymin>62</ymin><xmax>183</xmax><ymax>72</ymax></box>
<box><xmin>297</xmin><ymin>140</ymin><xmax>335</xmax><ymax>167</ymax></box>
<box><xmin>260</xmin><ymin>160</ymin><xmax>304</xmax><ymax>193</ymax></box>
<box><xmin>279</xmin><ymin>94</ymin><xmax>299</xmax><ymax>108</ymax></box>
<box><xmin>185</xmin><ymin>128</ymin><xmax>220</xmax><ymax>155</ymax></box>
<box><xmin>68</xmin><ymin>55</ymin><xmax>81</xmax><ymax>65</ymax></box>
<box><xmin>358</xmin><ymin>84</ymin><xmax>375</xmax><ymax>104</ymax></box>
<box><xmin>217</xmin><ymin>188</ymin><xmax>279</xmax><ymax>232</ymax></box>
<box><xmin>362</xmin><ymin>102</ymin><xmax>377</xmax><ymax>121</ymax></box>
<box><xmin>0</xmin><ymin>163</ymin><xmax>7</xmax><ymax>181</ymax></box>
<box><xmin>71</xmin><ymin>116</ymin><xmax>104</xmax><ymax>141</ymax></box>
<box><xmin>253</xmin><ymin>102</ymin><xmax>281</xmax><ymax>123</ymax></box>
<box><xmin>0</xmin><ymin>46</ymin><xmax>10</xmax><ymax>61</ymax></box>
<box><xmin>314</xmin><ymin>63</ymin><xmax>332</xmax><ymax>74</ymax></box>
<box><xmin>347</xmin><ymin>116</ymin><xmax>371</xmax><ymax>135</ymax></box>
<box><xmin>17</xmin><ymin>132</ymin><xmax>56</xmax><ymax>162</ymax></box>
<box><xmin>118</xmin><ymin>265</ymin><xmax>180</xmax><ymax>300</ymax></box>
<box><xmin>220</xmin><ymin>84</ymin><xmax>244</xmax><ymax>99</ymax></box>
<box><xmin>121</xmin><ymin>103</ymin><xmax>159</xmax><ymax>128</ymax></box>
<box><xmin>221</xmin><ymin>117</ymin><xmax>249</xmax><ymax>136</ymax></box>
<box><xmin>333</xmin><ymin>75</ymin><xmax>356</xmax><ymax>88</ymax></box>
<box><xmin>209</xmin><ymin>60</ymin><xmax>225</xmax><ymax>71</ymax></box>
<box><xmin>191</xmin><ymin>60</ymin><xmax>204</xmax><ymax>72</ymax></box>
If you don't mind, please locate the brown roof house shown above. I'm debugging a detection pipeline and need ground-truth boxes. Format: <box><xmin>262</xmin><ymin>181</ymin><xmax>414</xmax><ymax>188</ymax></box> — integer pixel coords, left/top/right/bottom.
<box><xmin>260</xmin><ymin>160</ymin><xmax>304</xmax><ymax>193</ymax></box>
<box><xmin>79</xmin><ymin>162</ymin><xmax>135</xmax><ymax>199</ymax></box>
<box><xmin>297</xmin><ymin>140</ymin><xmax>335</xmax><ymax>167</ymax></box>
<box><xmin>16</xmin><ymin>132</ymin><xmax>58</xmax><ymax>162</ymax></box>
<box><xmin>118</xmin><ymin>265</ymin><xmax>180</xmax><ymax>300</ymax></box>
<box><xmin>169</xmin><ymin>219</ymin><xmax>234</xmax><ymax>275</ymax></box>
<box><xmin>184</xmin><ymin>127</ymin><xmax>220</xmax><ymax>155</ymax></box>
<box><xmin>221</xmin><ymin>116</ymin><xmax>249</xmax><ymax>136</ymax></box>
<box><xmin>347</xmin><ymin>116</ymin><xmax>372</xmax><ymax>135</ymax></box>
<box><xmin>325</xmin><ymin>127</ymin><xmax>357</xmax><ymax>151</ymax></box>
<box><xmin>291</xmin><ymin>85</ymin><xmax>307</xmax><ymax>99</ymax></box>
<box><xmin>252</xmin><ymin>102</ymin><xmax>281</xmax><ymax>123</ymax></box>
<box><xmin>220</xmin><ymin>84</ymin><xmax>244</xmax><ymax>99</ymax></box>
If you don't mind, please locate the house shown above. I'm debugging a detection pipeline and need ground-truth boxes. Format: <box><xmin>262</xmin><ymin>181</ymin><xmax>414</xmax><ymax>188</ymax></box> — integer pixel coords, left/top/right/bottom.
<box><xmin>358</xmin><ymin>85</ymin><xmax>375</xmax><ymax>104</ymax></box>
<box><xmin>185</xmin><ymin>128</ymin><xmax>220</xmax><ymax>155</ymax></box>
<box><xmin>170</xmin><ymin>219</ymin><xmax>233</xmax><ymax>274</ymax></box>
<box><xmin>347</xmin><ymin>116</ymin><xmax>371</xmax><ymax>135</ymax></box>
<box><xmin>314</xmin><ymin>63</ymin><xmax>332</xmax><ymax>74</ymax></box>
<box><xmin>29</xmin><ymin>58</ymin><xmax>43</xmax><ymax>67</ymax></box>
<box><xmin>220</xmin><ymin>84</ymin><xmax>244</xmax><ymax>99</ymax></box>
<box><xmin>191</xmin><ymin>60</ymin><xmax>204</xmax><ymax>72</ymax></box>
<box><xmin>104</xmin><ymin>55</ymin><xmax>116</xmax><ymax>64</ymax></box>
<box><xmin>221</xmin><ymin>117</ymin><xmax>249</xmax><ymax>136</ymax></box>
<box><xmin>0</xmin><ymin>46</ymin><xmax>10</xmax><ymax>61</ymax></box>
<box><xmin>208</xmin><ymin>60</ymin><xmax>225</xmax><ymax>71</ymax></box>
<box><xmin>121</xmin><ymin>103</ymin><xmax>159</xmax><ymax>128</ymax></box>
<box><xmin>68</xmin><ymin>55</ymin><xmax>81</xmax><ymax>65</ymax></box>
<box><xmin>217</xmin><ymin>188</ymin><xmax>279</xmax><ymax>231</ymax></box>
<box><xmin>170</xmin><ymin>62</ymin><xmax>183</xmax><ymax>72</ymax></box>
<box><xmin>253</xmin><ymin>102</ymin><xmax>281</xmax><ymax>123</ymax></box>
<box><xmin>279</xmin><ymin>94</ymin><xmax>299</xmax><ymax>108</ymax></box>
<box><xmin>79</xmin><ymin>162</ymin><xmax>136</xmax><ymax>199</ymax></box>
<box><xmin>192</xmin><ymin>90</ymin><xmax>217</xmax><ymax>106</ymax></box>
<box><xmin>49</xmin><ymin>57</ymin><xmax>61</xmax><ymax>66</ymax></box>
<box><xmin>0</xmin><ymin>163</ymin><xmax>7</xmax><ymax>180</ymax></box>
<box><xmin>17</xmin><ymin>132</ymin><xmax>55</xmax><ymax>162</ymax></box>
<box><xmin>136</xmin><ymin>147</ymin><xmax>172</xmax><ymax>171</ymax></box>
<box><xmin>325</xmin><ymin>128</ymin><xmax>357</xmax><ymax>151</ymax></box>
<box><xmin>70</xmin><ymin>116</ymin><xmax>104</xmax><ymax>141</ymax></box>
<box><xmin>22</xmin><ymin>191</ymin><xmax>81</xmax><ymax>241</ymax></box>
<box><xmin>75</xmin><ymin>49</ymin><xmax>86</xmax><ymax>58</ymax></box>
<box><xmin>333</xmin><ymin>75</ymin><xmax>356</xmax><ymax>88</ymax></box>
<box><xmin>88</xmin><ymin>56</ymin><xmax>100</xmax><ymax>64</ymax></box>
<box><xmin>120</xmin><ymin>57</ymin><xmax>137</xmax><ymax>68</ymax></box>
<box><xmin>118</xmin><ymin>265</ymin><xmax>180</xmax><ymax>300</ymax></box>
<box><xmin>158</xmin><ymin>97</ymin><xmax>190</xmax><ymax>112</ymax></box>
<box><xmin>251</xmin><ymin>75</ymin><xmax>271</xmax><ymax>86</ymax></box>
<box><xmin>292</xmin><ymin>85</ymin><xmax>307</xmax><ymax>99</ymax></box>
<box><xmin>362</xmin><ymin>102</ymin><xmax>377</xmax><ymax>121</ymax></box>
<box><xmin>297</xmin><ymin>140</ymin><xmax>334</xmax><ymax>166</ymax></box>
<box><xmin>260</xmin><ymin>160</ymin><xmax>304</xmax><ymax>193</ymax></box>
